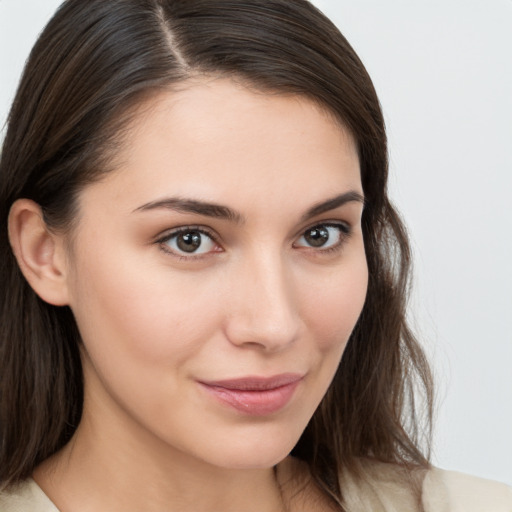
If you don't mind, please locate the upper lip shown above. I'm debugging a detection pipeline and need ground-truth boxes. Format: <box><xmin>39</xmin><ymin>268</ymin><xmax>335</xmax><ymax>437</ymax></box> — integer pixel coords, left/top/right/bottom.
<box><xmin>199</xmin><ymin>373</ymin><xmax>303</xmax><ymax>391</ymax></box>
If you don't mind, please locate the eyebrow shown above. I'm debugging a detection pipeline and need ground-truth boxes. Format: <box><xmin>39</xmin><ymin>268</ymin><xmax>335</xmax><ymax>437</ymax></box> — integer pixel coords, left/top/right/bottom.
<box><xmin>301</xmin><ymin>190</ymin><xmax>365</xmax><ymax>222</ymax></box>
<box><xmin>133</xmin><ymin>197</ymin><xmax>244</xmax><ymax>224</ymax></box>
<box><xmin>133</xmin><ymin>190</ymin><xmax>364</xmax><ymax>224</ymax></box>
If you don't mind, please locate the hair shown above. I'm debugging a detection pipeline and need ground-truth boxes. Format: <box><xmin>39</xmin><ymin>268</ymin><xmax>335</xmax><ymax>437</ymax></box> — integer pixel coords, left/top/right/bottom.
<box><xmin>0</xmin><ymin>0</ymin><xmax>434</xmax><ymax>509</ymax></box>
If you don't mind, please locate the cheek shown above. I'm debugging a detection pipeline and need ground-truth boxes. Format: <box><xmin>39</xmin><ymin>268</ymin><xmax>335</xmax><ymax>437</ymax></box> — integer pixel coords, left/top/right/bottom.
<box><xmin>67</xmin><ymin>244</ymin><xmax>224</xmax><ymax>366</ymax></box>
<box><xmin>298</xmin><ymin>257</ymin><xmax>368</xmax><ymax>355</ymax></box>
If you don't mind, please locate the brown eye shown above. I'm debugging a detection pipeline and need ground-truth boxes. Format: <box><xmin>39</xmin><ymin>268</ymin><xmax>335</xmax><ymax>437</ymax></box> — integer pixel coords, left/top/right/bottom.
<box><xmin>177</xmin><ymin>231</ymin><xmax>202</xmax><ymax>252</ymax></box>
<box><xmin>295</xmin><ymin>223</ymin><xmax>349</xmax><ymax>250</ymax></box>
<box><xmin>304</xmin><ymin>226</ymin><xmax>329</xmax><ymax>247</ymax></box>
<box><xmin>162</xmin><ymin>229</ymin><xmax>217</xmax><ymax>255</ymax></box>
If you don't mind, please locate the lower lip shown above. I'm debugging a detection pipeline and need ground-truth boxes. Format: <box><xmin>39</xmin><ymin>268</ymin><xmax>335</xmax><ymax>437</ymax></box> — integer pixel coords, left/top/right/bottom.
<box><xmin>199</xmin><ymin>380</ymin><xmax>301</xmax><ymax>415</ymax></box>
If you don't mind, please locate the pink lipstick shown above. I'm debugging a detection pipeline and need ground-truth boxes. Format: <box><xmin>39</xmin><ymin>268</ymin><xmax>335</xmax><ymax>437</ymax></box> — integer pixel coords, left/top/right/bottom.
<box><xmin>198</xmin><ymin>373</ymin><xmax>302</xmax><ymax>415</ymax></box>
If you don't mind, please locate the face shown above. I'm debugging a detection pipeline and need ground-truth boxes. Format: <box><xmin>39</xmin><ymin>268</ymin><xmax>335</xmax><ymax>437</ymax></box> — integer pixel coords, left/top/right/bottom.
<box><xmin>64</xmin><ymin>78</ymin><xmax>368</xmax><ymax>470</ymax></box>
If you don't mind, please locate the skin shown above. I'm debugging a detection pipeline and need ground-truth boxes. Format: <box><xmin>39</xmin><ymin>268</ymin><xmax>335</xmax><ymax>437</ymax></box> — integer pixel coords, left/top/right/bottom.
<box><xmin>28</xmin><ymin>78</ymin><xmax>368</xmax><ymax>511</ymax></box>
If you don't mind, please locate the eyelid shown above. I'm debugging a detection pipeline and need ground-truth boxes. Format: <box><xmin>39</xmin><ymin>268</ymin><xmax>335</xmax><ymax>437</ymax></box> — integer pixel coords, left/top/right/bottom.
<box><xmin>294</xmin><ymin>219</ymin><xmax>351</xmax><ymax>239</ymax></box>
<box><xmin>153</xmin><ymin>219</ymin><xmax>353</xmax><ymax>259</ymax></box>
<box><xmin>154</xmin><ymin>225</ymin><xmax>223</xmax><ymax>258</ymax></box>
<box><xmin>293</xmin><ymin>221</ymin><xmax>352</xmax><ymax>251</ymax></box>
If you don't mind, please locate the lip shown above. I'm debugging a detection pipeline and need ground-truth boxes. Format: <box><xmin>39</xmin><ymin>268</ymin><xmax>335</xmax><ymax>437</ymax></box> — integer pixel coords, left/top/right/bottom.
<box><xmin>198</xmin><ymin>373</ymin><xmax>303</xmax><ymax>415</ymax></box>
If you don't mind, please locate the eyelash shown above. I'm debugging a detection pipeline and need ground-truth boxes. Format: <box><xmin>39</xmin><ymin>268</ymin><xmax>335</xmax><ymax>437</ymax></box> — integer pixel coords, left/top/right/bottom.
<box><xmin>155</xmin><ymin>226</ymin><xmax>221</xmax><ymax>260</ymax></box>
<box><xmin>293</xmin><ymin>222</ymin><xmax>351</xmax><ymax>255</ymax></box>
<box><xmin>155</xmin><ymin>222</ymin><xmax>351</xmax><ymax>260</ymax></box>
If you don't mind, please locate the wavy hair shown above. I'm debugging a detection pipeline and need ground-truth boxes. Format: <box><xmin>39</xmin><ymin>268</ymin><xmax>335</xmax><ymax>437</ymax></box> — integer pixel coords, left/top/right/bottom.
<box><xmin>0</xmin><ymin>0</ymin><xmax>433</xmax><ymax>508</ymax></box>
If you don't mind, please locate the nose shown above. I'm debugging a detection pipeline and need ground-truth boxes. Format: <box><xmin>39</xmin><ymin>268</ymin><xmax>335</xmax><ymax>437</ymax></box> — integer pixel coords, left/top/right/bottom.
<box><xmin>223</xmin><ymin>252</ymin><xmax>300</xmax><ymax>352</ymax></box>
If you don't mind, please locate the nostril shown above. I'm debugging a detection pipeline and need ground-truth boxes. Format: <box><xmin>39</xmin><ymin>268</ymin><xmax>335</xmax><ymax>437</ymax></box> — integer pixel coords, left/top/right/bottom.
<box><xmin>223</xmin><ymin>301</ymin><xmax>300</xmax><ymax>351</ymax></box>
<box><xmin>223</xmin><ymin>256</ymin><xmax>300</xmax><ymax>350</ymax></box>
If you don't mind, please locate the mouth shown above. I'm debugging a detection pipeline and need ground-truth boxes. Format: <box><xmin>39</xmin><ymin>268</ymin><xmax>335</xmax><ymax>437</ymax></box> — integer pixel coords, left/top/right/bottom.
<box><xmin>198</xmin><ymin>373</ymin><xmax>303</xmax><ymax>415</ymax></box>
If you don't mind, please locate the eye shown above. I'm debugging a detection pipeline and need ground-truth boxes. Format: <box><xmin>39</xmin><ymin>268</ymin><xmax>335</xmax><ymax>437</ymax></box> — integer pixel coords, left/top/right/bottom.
<box><xmin>159</xmin><ymin>228</ymin><xmax>219</xmax><ymax>256</ymax></box>
<box><xmin>294</xmin><ymin>223</ymin><xmax>349</xmax><ymax>250</ymax></box>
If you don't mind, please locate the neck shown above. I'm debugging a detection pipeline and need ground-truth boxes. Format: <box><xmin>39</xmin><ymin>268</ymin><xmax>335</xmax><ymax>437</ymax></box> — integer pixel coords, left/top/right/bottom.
<box><xmin>32</xmin><ymin>357</ymin><xmax>335</xmax><ymax>512</ymax></box>
<box><xmin>34</xmin><ymin>432</ymin><xmax>287</xmax><ymax>512</ymax></box>
<box><xmin>34</xmin><ymin>397</ymin><xmax>288</xmax><ymax>512</ymax></box>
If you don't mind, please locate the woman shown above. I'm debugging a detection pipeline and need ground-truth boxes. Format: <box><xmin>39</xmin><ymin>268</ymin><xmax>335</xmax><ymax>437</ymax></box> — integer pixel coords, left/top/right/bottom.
<box><xmin>0</xmin><ymin>1</ymin><xmax>510</xmax><ymax>510</ymax></box>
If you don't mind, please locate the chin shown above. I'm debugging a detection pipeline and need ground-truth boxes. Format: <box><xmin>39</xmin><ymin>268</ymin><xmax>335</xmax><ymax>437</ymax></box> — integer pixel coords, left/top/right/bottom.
<box><xmin>213</xmin><ymin>450</ymin><xmax>290</xmax><ymax>471</ymax></box>
<box><xmin>196</xmin><ymin>427</ymin><xmax>302</xmax><ymax>471</ymax></box>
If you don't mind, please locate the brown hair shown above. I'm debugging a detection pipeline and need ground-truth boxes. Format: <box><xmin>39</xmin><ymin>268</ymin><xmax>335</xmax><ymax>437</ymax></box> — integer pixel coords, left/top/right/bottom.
<box><xmin>0</xmin><ymin>0</ymin><xmax>433</xmax><ymax>508</ymax></box>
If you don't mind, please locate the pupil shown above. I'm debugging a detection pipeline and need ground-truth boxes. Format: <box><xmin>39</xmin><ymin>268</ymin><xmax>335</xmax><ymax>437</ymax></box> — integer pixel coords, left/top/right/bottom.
<box><xmin>177</xmin><ymin>231</ymin><xmax>202</xmax><ymax>252</ymax></box>
<box><xmin>305</xmin><ymin>227</ymin><xmax>329</xmax><ymax>247</ymax></box>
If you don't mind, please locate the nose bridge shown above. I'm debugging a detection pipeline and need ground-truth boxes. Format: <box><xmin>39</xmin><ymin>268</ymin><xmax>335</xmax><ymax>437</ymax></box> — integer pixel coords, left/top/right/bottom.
<box><xmin>225</xmin><ymin>247</ymin><xmax>300</xmax><ymax>351</ymax></box>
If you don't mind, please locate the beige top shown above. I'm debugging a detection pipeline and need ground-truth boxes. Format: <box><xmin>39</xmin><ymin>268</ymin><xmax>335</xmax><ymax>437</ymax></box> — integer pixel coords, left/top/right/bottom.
<box><xmin>1</xmin><ymin>466</ymin><xmax>511</xmax><ymax>511</ymax></box>
<box><xmin>340</xmin><ymin>465</ymin><xmax>512</xmax><ymax>512</ymax></box>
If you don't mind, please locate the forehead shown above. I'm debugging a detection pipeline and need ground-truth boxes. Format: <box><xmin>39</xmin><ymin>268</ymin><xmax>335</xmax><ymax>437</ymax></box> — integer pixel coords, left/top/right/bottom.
<box><xmin>80</xmin><ymin>78</ymin><xmax>361</xmax><ymax>218</ymax></box>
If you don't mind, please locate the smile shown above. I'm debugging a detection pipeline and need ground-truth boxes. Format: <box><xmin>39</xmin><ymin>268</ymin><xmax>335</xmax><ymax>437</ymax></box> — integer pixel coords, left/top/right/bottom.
<box><xmin>198</xmin><ymin>374</ymin><xmax>303</xmax><ymax>415</ymax></box>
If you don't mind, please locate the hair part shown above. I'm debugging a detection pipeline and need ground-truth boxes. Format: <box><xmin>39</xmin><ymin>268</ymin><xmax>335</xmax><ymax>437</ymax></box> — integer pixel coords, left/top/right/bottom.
<box><xmin>0</xmin><ymin>1</ymin><xmax>433</xmax><ymax>508</ymax></box>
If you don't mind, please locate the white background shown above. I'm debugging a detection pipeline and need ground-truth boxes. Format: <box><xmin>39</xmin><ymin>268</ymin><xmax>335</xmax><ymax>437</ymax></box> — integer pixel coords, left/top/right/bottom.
<box><xmin>1</xmin><ymin>0</ymin><xmax>511</xmax><ymax>485</ymax></box>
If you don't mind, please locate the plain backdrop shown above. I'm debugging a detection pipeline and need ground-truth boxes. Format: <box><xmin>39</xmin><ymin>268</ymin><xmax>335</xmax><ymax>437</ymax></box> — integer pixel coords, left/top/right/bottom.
<box><xmin>1</xmin><ymin>0</ymin><xmax>511</xmax><ymax>486</ymax></box>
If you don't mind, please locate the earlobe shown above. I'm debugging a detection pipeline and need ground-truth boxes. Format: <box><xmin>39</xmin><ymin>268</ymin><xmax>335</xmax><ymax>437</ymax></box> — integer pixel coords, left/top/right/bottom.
<box><xmin>8</xmin><ymin>199</ymin><xmax>70</xmax><ymax>306</ymax></box>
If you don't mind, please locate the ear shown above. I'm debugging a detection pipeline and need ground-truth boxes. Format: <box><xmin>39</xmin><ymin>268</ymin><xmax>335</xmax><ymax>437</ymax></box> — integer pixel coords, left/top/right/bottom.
<box><xmin>8</xmin><ymin>199</ymin><xmax>70</xmax><ymax>306</ymax></box>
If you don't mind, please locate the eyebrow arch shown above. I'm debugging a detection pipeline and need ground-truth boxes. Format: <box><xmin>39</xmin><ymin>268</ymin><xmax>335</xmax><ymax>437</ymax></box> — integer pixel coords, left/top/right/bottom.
<box><xmin>133</xmin><ymin>190</ymin><xmax>365</xmax><ymax>224</ymax></box>
<box><xmin>133</xmin><ymin>197</ymin><xmax>245</xmax><ymax>224</ymax></box>
<box><xmin>301</xmin><ymin>191</ymin><xmax>365</xmax><ymax>222</ymax></box>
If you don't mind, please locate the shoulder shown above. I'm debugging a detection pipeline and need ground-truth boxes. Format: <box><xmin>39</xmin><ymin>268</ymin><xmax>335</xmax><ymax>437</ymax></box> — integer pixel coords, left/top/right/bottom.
<box><xmin>422</xmin><ymin>467</ymin><xmax>512</xmax><ymax>512</ymax></box>
<box><xmin>0</xmin><ymin>479</ymin><xmax>59</xmax><ymax>512</ymax></box>
<box><xmin>340</xmin><ymin>459</ymin><xmax>426</xmax><ymax>512</ymax></box>
<box><xmin>340</xmin><ymin>459</ymin><xmax>512</xmax><ymax>512</ymax></box>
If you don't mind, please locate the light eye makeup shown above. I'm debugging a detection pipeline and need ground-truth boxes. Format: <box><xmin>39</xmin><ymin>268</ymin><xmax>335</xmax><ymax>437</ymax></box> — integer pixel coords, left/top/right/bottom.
<box><xmin>154</xmin><ymin>220</ymin><xmax>352</xmax><ymax>261</ymax></box>
<box><xmin>155</xmin><ymin>226</ymin><xmax>222</xmax><ymax>258</ymax></box>
<box><xmin>294</xmin><ymin>222</ymin><xmax>351</xmax><ymax>253</ymax></box>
